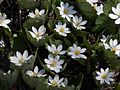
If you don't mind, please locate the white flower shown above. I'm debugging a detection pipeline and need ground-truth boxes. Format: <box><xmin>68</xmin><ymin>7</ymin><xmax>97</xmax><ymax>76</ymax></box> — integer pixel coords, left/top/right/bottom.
<box><xmin>47</xmin><ymin>44</ymin><xmax>66</xmax><ymax>55</ymax></box>
<box><xmin>57</xmin><ymin>2</ymin><xmax>76</xmax><ymax>22</ymax></box>
<box><xmin>96</xmin><ymin>68</ymin><xmax>114</xmax><ymax>84</ymax></box>
<box><xmin>10</xmin><ymin>50</ymin><xmax>32</xmax><ymax>66</ymax></box>
<box><xmin>54</xmin><ymin>21</ymin><xmax>70</xmax><ymax>37</ymax></box>
<box><xmin>86</xmin><ymin>0</ymin><xmax>98</xmax><ymax>6</ymax></box>
<box><xmin>72</xmin><ymin>16</ymin><xmax>87</xmax><ymax>30</ymax></box>
<box><xmin>28</xmin><ymin>8</ymin><xmax>45</xmax><ymax>18</ymax></box>
<box><xmin>68</xmin><ymin>44</ymin><xmax>87</xmax><ymax>59</ymax></box>
<box><xmin>0</xmin><ymin>13</ymin><xmax>10</xmax><ymax>29</ymax></box>
<box><xmin>26</xmin><ymin>66</ymin><xmax>46</xmax><ymax>77</ymax></box>
<box><xmin>47</xmin><ymin>75</ymin><xmax>65</xmax><ymax>87</ymax></box>
<box><xmin>44</xmin><ymin>54</ymin><xmax>64</xmax><ymax>73</ymax></box>
<box><xmin>95</xmin><ymin>4</ymin><xmax>104</xmax><ymax>15</ymax></box>
<box><xmin>109</xmin><ymin>3</ymin><xmax>120</xmax><ymax>24</ymax></box>
<box><xmin>29</xmin><ymin>25</ymin><xmax>46</xmax><ymax>41</ymax></box>
<box><xmin>103</xmin><ymin>39</ymin><xmax>120</xmax><ymax>57</ymax></box>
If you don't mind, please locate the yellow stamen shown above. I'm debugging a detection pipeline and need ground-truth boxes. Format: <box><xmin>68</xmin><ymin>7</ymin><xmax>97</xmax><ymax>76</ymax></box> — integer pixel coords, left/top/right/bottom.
<box><xmin>111</xmin><ymin>48</ymin><xmax>118</xmax><ymax>52</ymax></box>
<box><xmin>52</xmin><ymin>80</ymin><xmax>58</xmax><ymax>87</ymax></box>
<box><xmin>101</xmin><ymin>73</ymin><xmax>107</xmax><ymax>79</ymax></box>
<box><xmin>64</xmin><ymin>8</ymin><xmax>69</xmax><ymax>15</ymax></box>
<box><xmin>74</xmin><ymin>50</ymin><xmax>80</xmax><ymax>55</ymax></box>
<box><xmin>60</xmin><ymin>28</ymin><xmax>65</xmax><ymax>33</ymax></box>
<box><xmin>50</xmin><ymin>62</ymin><xmax>57</xmax><ymax>67</ymax></box>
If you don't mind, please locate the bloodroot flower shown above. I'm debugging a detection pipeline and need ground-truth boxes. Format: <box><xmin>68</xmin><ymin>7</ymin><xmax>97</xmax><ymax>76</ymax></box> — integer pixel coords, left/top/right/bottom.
<box><xmin>44</xmin><ymin>54</ymin><xmax>64</xmax><ymax>73</ymax></box>
<box><xmin>96</xmin><ymin>68</ymin><xmax>114</xmax><ymax>84</ymax></box>
<box><xmin>26</xmin><ymin>66</ymin><xmax>46</xmax><ymax>77</ymax></box>
<box><xmin>10</xmin><ymin>50</ymin><xmax>32</xmax><ymax>66</ymax></box>
<box><xmin>29</xmin><ymin>25</ymin><xmax>46</xmax><ymax>41</ymax></box>
<box><xmin>57</xmin><ymin>2</ymin><xmax>76</xmax><ymax>22</ymax></box>
<box><xmin>72</xmin><ymin>16</ymin><xmax>87</xmax><ymax>30</ymax></box>
<box><xmin>68</xmin><ymin>44</ymin><xmax>87</xmax><ymax>59</ymax></box>
<box><xmin>54</xmin><ymin>21</ymin><xmax>70</xmax><ymax>37</ymax></box>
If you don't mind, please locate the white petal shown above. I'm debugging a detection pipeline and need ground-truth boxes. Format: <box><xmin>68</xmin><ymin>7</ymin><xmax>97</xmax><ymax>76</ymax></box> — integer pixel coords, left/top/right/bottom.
<box><xmin>112</xmin><ymin>7</ymin><xmax>119</xmax><ymax>15</ymax></box>
<box><xmin>96</xmin><ymin>76</ymin><xmax>101</xmax><ymax>80</ymax></box>
<box><xmin>108</xmin><ymin>72</ymin><xmax>114</xmax><ymax>77</ymax></box>
<box><xmin>10</xmin><ymin>57</ymin><xmax>19</xmax><ymax>64</ymax></box>
<box><xmin>47</xmin><ymin>45</ymin><xmax>53</xmax><ymax>52</ymax></box>
<box><xmin>32</xmin><ymin>26</ymin><xmax>38</xmax><ymax>34</ymax></box>
<box><xmin>3</xmin><ymin>19</ymin><xmax>10</xmax><ymax>24</ymax></box>
<box><xmin>105</xmin><ymin>80</ymin><xmax>110</xmax><ymax>84</ymax></box>
<box><xmin>115</xmin><ymin>18</ymin><xmax>120</xmax><ymax>24</ymax></box>
<box><xmin>54</xmin><ymin>75</ymin><xmax>59</xmax><ymax>81</ymax></box>
<box><xmin>100</xmin><ymin>79</ymin><xmax>104</xmax><ymax>84</ymax></box>
<box><xmin>34</xmin><ymin>66</ymin><xmax>38</xmax><ymax>73</ymax></box>
<box><xmin>109</xmin><ymin>13</ymin><xmax>118</xmax><ymax>19</ymax></box>
<box><xmin>79</xmin><ymin>54</ymin><xmax>87</xmax><ymax>59</ymax></box>
<box><xmin>59</xmin><ymin>51</ymin><xmax>66</xmax><ymax>55</ymax></box>
<box><xmin>26</xmin><ymin>70</ymin><xmax>34</xmax><ymax>77</ymax></box>
<box><xmin>16</xmin><ymin>51</ymin><xmax>22</xmax><ymax>59</ymax></box>
<box><xmin>96</xmin><ymin>71</ymin><xmax>101</xmax><ymax>75</ymax></box>
<box><xmin>23</xmin><ymin>50</ymin><xmax>28</xmax><ymax>59</ymax></box>
<box><xmin>100</xmin><ymin>68</ymin><xmax>105</xmax><ymax>73</ymax></box>
<box><xmin>57</xmin><ymin>45</ymin><xmax>62</xmax><ymax>52</ymax></box>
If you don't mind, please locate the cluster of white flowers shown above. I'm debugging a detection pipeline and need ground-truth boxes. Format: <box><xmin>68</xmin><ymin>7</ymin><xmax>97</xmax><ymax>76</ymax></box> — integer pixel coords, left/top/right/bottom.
<box><xmin>29</xmin><ymin>25</ymin><xmax>46</xmax><ymax>41</ymax></box>
<box><xmin>96</xmin><ymin>68</ymin><xmax>114</xmax><ymax>84</ymax></box>
<box><xmin>56</xmin><ymin>1</ymin><xmax>87</xmax><ymax>35</ymax></box>
<box><xmin>86</xmin><ymin>0</ymin><xmax>104</xmax><ymax>15</ymax></box>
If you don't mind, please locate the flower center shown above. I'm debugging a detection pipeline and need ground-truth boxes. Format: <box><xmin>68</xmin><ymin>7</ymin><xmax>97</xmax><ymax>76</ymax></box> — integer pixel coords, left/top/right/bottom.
<box><xmin>60</xmin><ymin>28</ymin><xmax>65</xmax><ymax>33</ymax></box>
<box><xmin>111</xmin><ymin>47</ymin><xmax>118</xmax><ymax>52</ymax></box>
<box><xmin>74</xmin><ymin>50</ymin><xmax>80</xmax><ymax>55</ymax></box>
<box><xmin>52</xmin><ymin>80</ymin><xmax>58</xmax><ymax>87</ymax></box>
<box><xmin>101</xmin><ymin>73</ymin><xmax>107</xmax><ymax>79</ymax></box>
<box><xmin>50</xmin><ymin>61</ymin><xmax>57</xmax><ymax>67</ymax></box>
<box><xmin>19</xmin><ymin>58</ymin><xmax>24</xmax><ymax>64</ymax></box>
<box><xmin>64</xmin><ymin>8</ymin><xmax>69</xmax><ymax>15</ymax></box>
<box><xmin>33</xmin><ymin>72</ymin><xmax>37</xmax><ymax>76</ymax></box>
<box><xmin>36</xmin><ymin>32</ymin><xmax>41</xmax><ymax>37</ymax></box>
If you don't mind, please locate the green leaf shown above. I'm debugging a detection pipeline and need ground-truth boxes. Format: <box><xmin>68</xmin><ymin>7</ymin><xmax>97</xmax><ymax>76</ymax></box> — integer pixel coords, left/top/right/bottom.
<box><xmin>23</xmin><ymin>18</ymin><xmax>44</xmax><ymax>30</ymax></box>
<box><xmin>95</xmin><ymin>14</ymin><xmax>109</xmax><ymax>25</ymax></box>
<box><xmin>0</xmin><ymin>70</ymin><xmax>18</xmax><ymax>90</ymax></box>
<box><xmin>103</xmin><ymin>0</ymin><xmax>118</xmax><ymax>15</ymax></box>
<box><xmin>11</xmin><ymin>32</ymin><xmax>28</xmax><ymax>51</ymax></box>
<box><xmin>76</xmin><ymin>2</ymin><xmax>97</xmax><ymax>21</ymax></box>
<box><xmin>17</xmin><ymin>0</ymin><xmax>40</xmax><ymax>10</ymax></box>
